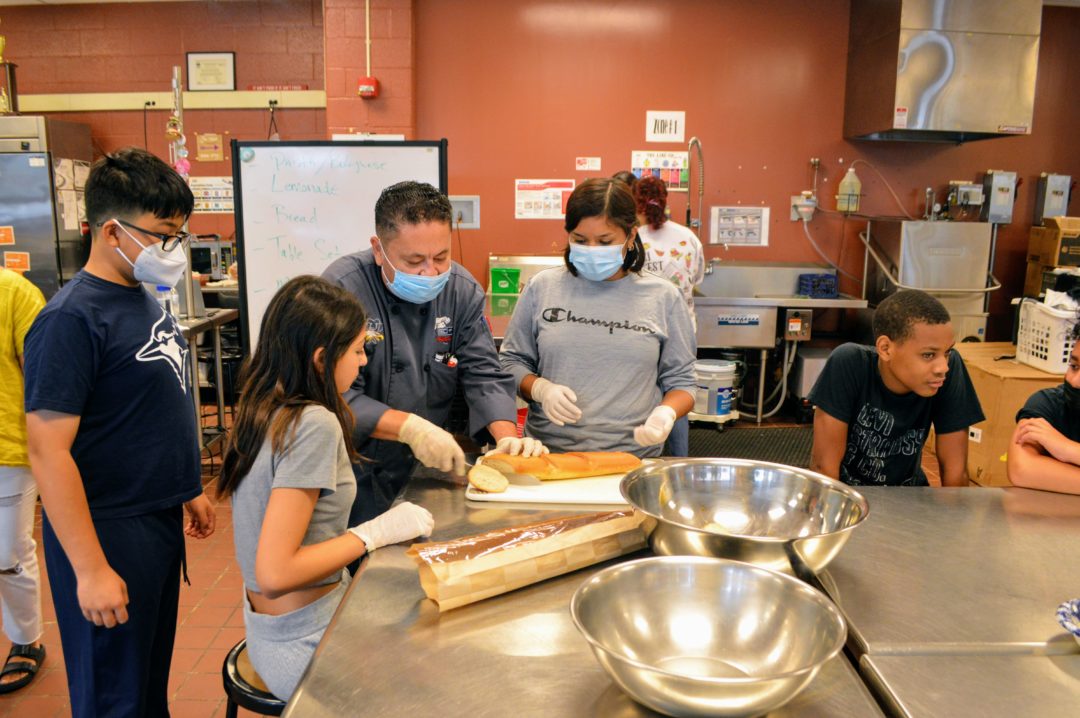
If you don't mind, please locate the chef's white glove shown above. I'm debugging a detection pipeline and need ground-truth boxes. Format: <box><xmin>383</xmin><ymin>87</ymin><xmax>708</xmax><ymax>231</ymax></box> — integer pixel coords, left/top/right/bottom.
<box><xmin>349</xmin><ymin>502</ymin><xmax>434</xmax><ymax>552</ymax></box>
<box><xmin>486</xmin><ymin>435</ymin><xmax>550</xmax><ymax>458</ymax></box>
<box><xmin>633</xmin><ymin>405</ymin><xmax>677</xmax><ymax>447</ymax></box>
<box><xmin>530</xmin><ymin>377</ymin><xmax>582</xmax><ymax>426</ymax></box>
<box><xmin>398</xmin><ymin>413</ymin><xmax>466</xmax><ymax>476</ymax></box>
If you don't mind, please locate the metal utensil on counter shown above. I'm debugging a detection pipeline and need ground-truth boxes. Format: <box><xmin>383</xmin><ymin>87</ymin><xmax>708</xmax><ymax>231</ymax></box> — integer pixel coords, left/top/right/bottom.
<box><xmin>620</xmin><ymin>458</ymin><xmax>868</xmax><ymax>575</ymax></box>
<box><xmin>570</xmin><ymin>555</ymin><xmax>846</xmax><ymax>718</ymax></box>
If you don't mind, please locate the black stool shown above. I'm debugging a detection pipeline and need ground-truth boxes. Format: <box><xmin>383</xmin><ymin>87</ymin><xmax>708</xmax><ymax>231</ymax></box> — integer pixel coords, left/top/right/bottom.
<box><xmin>222</xmin><ymin>638</ymin><xmax>286</xmax><ymax>717</ymax></box>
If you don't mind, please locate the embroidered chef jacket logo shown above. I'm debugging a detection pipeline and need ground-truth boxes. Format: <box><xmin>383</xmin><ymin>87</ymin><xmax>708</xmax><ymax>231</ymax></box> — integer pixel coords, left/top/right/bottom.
<box><xmin>136</xmin><ymin>309</ymin><xmax>188</xmax><ymax>390</ymax></box>
<box><xmin>364</xmin><ymin>317</ymin><xmax>385</xmax><ymax>346</ymax></box>
<box><xmin>435</xmin><ymin>315</ymin><xmax>453</xmax><ymax>344</ymax></box>
<box><xmin>540</xmin><ymin>307</ymin><xmax>655</xmax><ymax>335</ymax></box>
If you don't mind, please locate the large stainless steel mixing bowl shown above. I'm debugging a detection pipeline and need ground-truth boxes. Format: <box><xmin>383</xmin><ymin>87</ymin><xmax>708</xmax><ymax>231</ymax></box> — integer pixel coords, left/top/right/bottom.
<box><xmin>570</xmin><ymin>556</ymin><xmax>847</xmax><ymax>718</ymax></box>
<box><xmin>620</xmin><ymin>458</ymin><xmax>868</xmax><ymax>574</ymax></box>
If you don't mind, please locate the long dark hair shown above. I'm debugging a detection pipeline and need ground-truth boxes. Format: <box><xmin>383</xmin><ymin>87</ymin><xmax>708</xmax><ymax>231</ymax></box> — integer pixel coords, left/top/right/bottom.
<box><xmin>562</xmin><ymin>178</ymin><xmax>645</xmax><ymax>276</ymax></box>
<box><xmin>218</xmin><ymin>276</ymin><xmax>367</xmax><ymax>497</ymax></box>
<box><xmin>634</xmin><ymin>175</ymin><xmax>668</xmax><ymax>231</ymax></box>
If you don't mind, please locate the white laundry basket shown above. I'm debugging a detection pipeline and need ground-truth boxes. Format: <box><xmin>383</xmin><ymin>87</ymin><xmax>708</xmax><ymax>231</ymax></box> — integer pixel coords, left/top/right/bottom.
<box><xmin>1016</xmin><ymin>298</ymin><xmax>1078</xmax><ymax>374</ymax></box>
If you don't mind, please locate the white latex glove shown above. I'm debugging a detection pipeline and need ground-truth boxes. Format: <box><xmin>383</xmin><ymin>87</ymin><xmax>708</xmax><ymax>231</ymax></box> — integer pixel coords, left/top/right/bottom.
<box><xmin>530</xmin><ymin>377</ymin><xmax>582</xmax><ymax>426</ymax></box>
<box><xmin>486</xmin><ymin>435</ymin><xmax>550</xmax><ymax>458</ymax></box>
<box><xmin>633</xmin><ymin>405</ymin><xmax>677</xmax><ymax>447</ymax></box>
<box><xmin>349</xmin><ymin>502</ymin><xmax>434</xmax><ymax>552</ymax></box>
<box><xmin>398</xmin><ymin>413</ymin><xmax>466</xmax><ymax>476</ymax></box>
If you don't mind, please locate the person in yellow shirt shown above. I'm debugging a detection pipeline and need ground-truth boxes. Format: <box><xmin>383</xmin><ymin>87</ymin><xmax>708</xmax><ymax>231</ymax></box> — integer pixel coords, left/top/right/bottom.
<box><xmin>0</xmin><ymin>268</ymin><xmax>46</xmax><ymax>693</ymax></box>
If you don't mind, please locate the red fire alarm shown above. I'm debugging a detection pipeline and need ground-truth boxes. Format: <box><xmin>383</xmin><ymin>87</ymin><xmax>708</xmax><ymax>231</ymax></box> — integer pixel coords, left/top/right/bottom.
<box><xmin>358</xmin><ymin>76</ymin><xmax>380</xmax><ymax>99</ymax></box>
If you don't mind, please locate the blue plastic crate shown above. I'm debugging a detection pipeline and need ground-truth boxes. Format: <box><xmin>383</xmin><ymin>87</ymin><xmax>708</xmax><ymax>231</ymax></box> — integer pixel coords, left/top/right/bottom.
<box><xmin>798</xmin><ymin>273</ymin><xmax>838</xmax><ymax>298</ymax></box>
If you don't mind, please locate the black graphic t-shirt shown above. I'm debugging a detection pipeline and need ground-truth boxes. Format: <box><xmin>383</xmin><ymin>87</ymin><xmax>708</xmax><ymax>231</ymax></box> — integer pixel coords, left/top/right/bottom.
<box><xmin>808</xmin><ymin>343</ymin><xmax>984</xmax><ymax>486</ymax></box>
<box><xmin>1016</xmin><ymin>385</ymin><xmax>1080</xmax><ymax>442</ymax></box>
<box><xmin>23</xmin><ymin>271</ymin><xmax>201</xmax><ymax>518</ymax></box>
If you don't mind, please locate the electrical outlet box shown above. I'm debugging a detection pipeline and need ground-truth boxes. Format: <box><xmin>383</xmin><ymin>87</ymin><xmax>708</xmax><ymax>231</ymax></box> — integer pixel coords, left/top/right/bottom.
<box><xmin>449</xmin><ymin>195</ymin><xmax>481</xmax><ymax>229</ymax></box>
<box><xmin>784</xmin><ymin>309</ymin><xmax>812</xmax><ymax>341</ymax></box>
<box><xmin>981</xmin><ymin>170</ymin><xmax>1017</xmax><ymax>224</ymax></box>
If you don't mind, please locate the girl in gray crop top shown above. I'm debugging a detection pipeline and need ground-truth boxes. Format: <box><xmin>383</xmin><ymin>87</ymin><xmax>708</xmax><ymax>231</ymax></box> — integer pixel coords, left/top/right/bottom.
<box><xmin>217</xmin><ymin>276</ymin><xmax>433</xmax><ymax>700</ymax></box>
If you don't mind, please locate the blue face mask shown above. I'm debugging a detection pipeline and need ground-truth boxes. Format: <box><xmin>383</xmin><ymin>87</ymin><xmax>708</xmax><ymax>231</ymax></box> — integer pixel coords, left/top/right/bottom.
<box><xmin>569</xmin><ymin>242</ymin><xmax>626</xmax><ymax>281</ymax></box>
<box><xmin>380</xmin><ymin>249</ymin><xmax>451</xmax><ymax>304</ymax></box>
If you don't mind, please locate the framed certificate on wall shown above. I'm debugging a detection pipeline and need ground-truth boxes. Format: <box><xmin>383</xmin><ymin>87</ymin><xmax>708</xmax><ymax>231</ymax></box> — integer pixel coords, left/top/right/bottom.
<box><xmin>186</xmin><ymin>52</ymin><xmax>236</xmax><ymax>91</ymax></box>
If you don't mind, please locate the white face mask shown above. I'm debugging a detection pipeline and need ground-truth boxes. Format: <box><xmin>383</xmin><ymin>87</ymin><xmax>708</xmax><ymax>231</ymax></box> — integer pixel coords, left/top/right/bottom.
<box><xmin>113</xmin><ymin>220</ymin><xmax>189</xmax><ymax>288</ymax></box>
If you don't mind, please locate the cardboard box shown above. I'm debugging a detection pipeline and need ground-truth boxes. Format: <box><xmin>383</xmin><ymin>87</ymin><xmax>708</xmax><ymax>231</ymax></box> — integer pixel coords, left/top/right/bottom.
<box><xmin>1027</xmin><ymin>216</ymin><xmax>1080</xmax><ymax>267</ymax></box>
<box><xmin>1023</xmin><ymin>261</ymin><xmax>1055</xmax><ymax>297</ymax></box>
<box><xmin>955</xmin><ymin>342</ymin><xmax>1060</xmax><ymax>487</ymax></box>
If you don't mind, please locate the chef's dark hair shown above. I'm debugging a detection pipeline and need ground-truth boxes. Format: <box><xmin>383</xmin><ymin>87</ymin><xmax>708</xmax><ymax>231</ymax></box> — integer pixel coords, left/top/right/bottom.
<box><xmin>218</xmin><ymin>275</ymin><xmax>365</xmax><ymax>497</ymax></box>
<box><xmin>374</xmin><ymin>181</ymin><xmax>453</xmax><ymax>240</ymax></box>
<box><xmin>634</xmin><ymin>175</ymin><xmax>669</xmax><ymax>231</ymax></box>
<box><xmin>86</xmin><ymin>147</ymin><xmax>194</xmax><ymax>232</ymax></box>
<box><xmin>873</xmin><ymin>290</ymin><xmax>951</xmax><ymax>343</ymax></box>
<box><xmin>611</xmin><ymin>170</ymin><xmax>638</xmax><ymax>190</ymax></box>
<box><xmin>563</xmin><ymin>178</ymin><xmax>645</xmax><ymax>276</ymax></box>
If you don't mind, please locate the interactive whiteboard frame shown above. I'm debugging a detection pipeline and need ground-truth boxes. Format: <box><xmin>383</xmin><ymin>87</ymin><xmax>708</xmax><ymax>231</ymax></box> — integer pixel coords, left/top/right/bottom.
<box><xmin>231</xmin><ymin>139</ymin><xmax>448</xmax><ymax>351</ymax></box>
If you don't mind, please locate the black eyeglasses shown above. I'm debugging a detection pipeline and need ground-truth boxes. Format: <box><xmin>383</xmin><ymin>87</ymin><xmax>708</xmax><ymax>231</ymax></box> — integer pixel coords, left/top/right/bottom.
<box><xmin>105</xmin><ymin>218</ymin><xmax>194</xmax><ymax>252</ymax></box>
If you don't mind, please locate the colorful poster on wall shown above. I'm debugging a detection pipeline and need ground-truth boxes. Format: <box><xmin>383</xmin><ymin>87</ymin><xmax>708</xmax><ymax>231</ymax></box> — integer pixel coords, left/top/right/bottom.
<box><xmin>190</xmin><ymin>176</ymin><xmax>234</xmax><ymax>214</ymax></box>
<box><xmin>196</xmin><ymin>133</ymin><xmax>225</xmax><ymax>162</ymax></box>
<box><xmin>514</xmin><ymin>179</ymin><xmax>575</xmax><ymax>220</ymax></box>
<box><xmin>645</xmin><ymin>111</ymin><xmax>685</xmax><ymax>143</ymax></box>
<box><xmin>631</xmin><ymin>151</ymin><xmax>689</xmax><ymax>192</ymax></box>
<box><xmin>709</xmin><ymin>206</ymin><xmax>770</xmax><ymax>247</ymax></box>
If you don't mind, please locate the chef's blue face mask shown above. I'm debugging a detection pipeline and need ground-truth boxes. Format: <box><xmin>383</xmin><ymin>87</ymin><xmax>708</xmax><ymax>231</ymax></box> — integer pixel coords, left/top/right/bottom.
<box><xmin>569</xmin><ymin>241</ymin><xmax>627</xmax><ymax>281</ymax></box>
<box><xmin>378</xmin><ymin>242</ymin><xmax>451</xmax><ymax>304</ymax></box>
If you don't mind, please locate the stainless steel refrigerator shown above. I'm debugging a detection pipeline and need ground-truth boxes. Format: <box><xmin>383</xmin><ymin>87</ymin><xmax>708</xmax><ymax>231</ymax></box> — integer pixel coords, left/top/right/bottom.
<box><xmin>0</xmin><ymin>116</ymin><xmax>93</xmax><ymax>298</ymax></box>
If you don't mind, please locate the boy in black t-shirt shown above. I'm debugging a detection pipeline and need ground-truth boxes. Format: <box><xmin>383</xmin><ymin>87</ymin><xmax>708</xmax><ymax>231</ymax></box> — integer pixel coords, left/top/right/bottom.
<box><xmin>1008</xmin><ymin>323</ymin><xmax>1080</xmax><ymax>494</ymax></box>
<box><xmin>23</xmin><ymin>148</ymin><xmax>215</xmax><ymax>716</ymax></box>
<box><xmin>808</xmin><ymin>290</ymin><xmax>984</xmax><ymax>487</ymax></box>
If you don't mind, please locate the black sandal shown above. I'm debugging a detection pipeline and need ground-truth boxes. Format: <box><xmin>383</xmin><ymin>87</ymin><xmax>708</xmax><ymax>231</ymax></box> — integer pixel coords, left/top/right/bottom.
<box><xmin>0</xmin><ymin>643</ymin><xmax>45</xmax><ymax>694</ymax></box>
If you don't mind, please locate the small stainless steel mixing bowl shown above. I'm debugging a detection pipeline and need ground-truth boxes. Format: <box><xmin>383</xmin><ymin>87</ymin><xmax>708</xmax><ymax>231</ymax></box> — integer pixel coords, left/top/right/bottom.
<box><xmin>570</xmin><ymin>556</ymin><xmax>847</xmax><ymax>718</ymax></box>
<box><xmin>620</xmin><ymin>458</ymin><xmax>868</xmax><ymax>574</ymax></box>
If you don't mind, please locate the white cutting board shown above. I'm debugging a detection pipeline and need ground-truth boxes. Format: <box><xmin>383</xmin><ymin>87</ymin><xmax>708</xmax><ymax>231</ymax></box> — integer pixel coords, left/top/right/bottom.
<box><xmin>464</xmin><ymin>459</ymin><xmax>655</xmax><ymax>505</ymax></box>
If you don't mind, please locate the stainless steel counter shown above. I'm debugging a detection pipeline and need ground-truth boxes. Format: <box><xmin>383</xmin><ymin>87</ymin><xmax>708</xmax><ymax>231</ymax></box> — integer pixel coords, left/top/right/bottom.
<box><xmin>284</xmin><ymin>475</ymin><xmax>884</xmax><ymax>717</ymax></box>
<box><xmin>860</xmin><ymin>654</ymin><xmax>1080</xmax><ymax>718</ymax></box>
<box><xmin>822</xmin><ymin>487</ymin><xmax>1080</xmax><ymax>657</ymax></box>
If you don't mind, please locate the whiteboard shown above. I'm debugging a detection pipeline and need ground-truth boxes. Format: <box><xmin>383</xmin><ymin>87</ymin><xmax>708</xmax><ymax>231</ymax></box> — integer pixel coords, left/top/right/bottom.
<box><xmin>232</xmin><ymin>139</ymin><xmax>447</xmax><ymax>349</ymax></box>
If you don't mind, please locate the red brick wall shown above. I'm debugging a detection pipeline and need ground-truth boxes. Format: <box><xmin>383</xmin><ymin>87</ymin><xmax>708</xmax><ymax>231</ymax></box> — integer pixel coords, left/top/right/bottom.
<box><xmin>323</xmin><ymin>0</ymin><xmax>415</xmax><ymax>137</ymax></box>
<box><xmin>2</xmin><ymin>0</ymin><xmax>327</xmax><ymax>237</ymax></box>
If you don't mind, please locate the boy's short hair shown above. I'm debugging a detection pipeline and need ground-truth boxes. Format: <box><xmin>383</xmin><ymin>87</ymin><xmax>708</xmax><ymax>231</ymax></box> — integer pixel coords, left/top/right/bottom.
<box><xmin>374</xmin><ymin>181</ymin><xmax>453</xmax><ymax>240</ymax></box>
<box><xmin>85</xmin><ymin>147</ymin><xmax>194</xmax><ymax>230</ymax></box>
<box><xmin>873</xmin><ymin>289</ymin><xmax>951</xmax><ymax>342</ymax></box>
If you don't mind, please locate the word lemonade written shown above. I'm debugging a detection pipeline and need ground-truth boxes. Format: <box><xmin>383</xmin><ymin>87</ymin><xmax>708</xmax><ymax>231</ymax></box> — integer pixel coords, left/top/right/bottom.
<box><xmin>262</xmin><ymin>151</ymin><xmax>387</xmax><ymax>266</ymax></box>
<box><xmin>843</xmin><ymin>405</ymin><xmax>925</xmax><ymax>485</ymax></box>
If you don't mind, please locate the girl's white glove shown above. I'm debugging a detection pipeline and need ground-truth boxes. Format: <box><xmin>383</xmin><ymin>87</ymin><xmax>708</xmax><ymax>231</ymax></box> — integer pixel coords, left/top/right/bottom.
<box><xmin>531</xmin><ymin>378</ymin><xmax>582</xmax><ymax>426</ymax></box>
<box><xmin>633</xmin><ymin>405</ymin><xmax>677</xmax><ymax>447</ymax></box>
<box><xmin>349</xmin><ymin>502</ymin><xmax>434</xmax><ymax>552</ymax></box>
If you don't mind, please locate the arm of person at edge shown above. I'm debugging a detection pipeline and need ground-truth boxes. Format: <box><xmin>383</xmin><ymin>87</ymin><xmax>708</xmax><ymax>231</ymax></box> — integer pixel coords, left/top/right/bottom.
<box><xmin>1007</xmin><ymin>418</ymin><xmax>1080</xmax><ymax>494</ymax></box>
<box><xmin>809</xmin><ymin>408</ymin><xmax>848</xmax><ymax>480</ymax></box>
<box><xmin>254</xmin><ymin>487</ymin><xmax>366</xmax><ymax>600</ymax></box>
<box><xmin>26</xmin><ymin>410</ymin><xmax>129</xmax><ymax>628</ymax></box>
<box><xmin>934</xmin><ymin>429</ymin><xmax>971</xmax><ymax>487</ymax></box>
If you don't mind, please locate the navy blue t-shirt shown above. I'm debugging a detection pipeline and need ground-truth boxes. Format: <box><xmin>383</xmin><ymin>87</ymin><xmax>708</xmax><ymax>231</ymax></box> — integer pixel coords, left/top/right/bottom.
<box><xmin>808</xmin><ymin>343</ymin><xmax>985</xmax><ymax>486</ymax></box>
<box><xmin>1016</xmin><ymin>385</ymin><xmax>1080</xmax><ymax>442</ymax></box>
<box><xmin>23</xmin><ymin>271</ymin><xmax>201</xmax><ymax>519</ymax></box>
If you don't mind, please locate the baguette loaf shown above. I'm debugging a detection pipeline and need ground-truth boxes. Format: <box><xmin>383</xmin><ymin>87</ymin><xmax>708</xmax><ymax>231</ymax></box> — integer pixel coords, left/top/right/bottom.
<box><xmin>481</xmin><ymin>451</ymin><xmax>641</xmax><ymax>481</ymax></box>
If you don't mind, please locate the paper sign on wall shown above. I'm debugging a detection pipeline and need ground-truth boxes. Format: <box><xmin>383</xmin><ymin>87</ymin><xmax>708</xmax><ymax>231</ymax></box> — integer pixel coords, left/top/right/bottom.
<box><xmin>515</xmin><ymin>179</ymin><xmax>575</xmax><ymax>220</ymax></box>
<box><xmin>631</xmin><ymin>151</ymin><xmax>689</xmax><ymax>191</ymax></box>
<box><xmin>646</xmin><ymin>111</ymin><xmax>685</xmax><ymax>143</ymax></box>
<box><xmin>709</xmin><ymin>206</ymin><xmax>770</xmax><ymax>247</ymax></box>
<box><xmin>190</xmin><ymin>176</ymin><xmax>234</xmax><ymax>214</ymax></box>
<box><xmin>0</xmin><ymin>227</ymin><xmax>14</xmax><ymax>245</ymax></box>
<box><xmin>196</xmin><ymin>133</ymin><xmax>225</xmax><ymax>162</ymax></box>
<box><xmin>575</xmin><ymin>157</ymin><xmax>602</xmax><ymax>171</ymax></box>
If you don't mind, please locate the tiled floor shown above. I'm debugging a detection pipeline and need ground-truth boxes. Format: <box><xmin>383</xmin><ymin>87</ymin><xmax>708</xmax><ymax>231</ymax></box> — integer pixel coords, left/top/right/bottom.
<box><xmin>0</xmin><ymin>419</ymin><xmax>945</xmax><ymax>716</ymax></box>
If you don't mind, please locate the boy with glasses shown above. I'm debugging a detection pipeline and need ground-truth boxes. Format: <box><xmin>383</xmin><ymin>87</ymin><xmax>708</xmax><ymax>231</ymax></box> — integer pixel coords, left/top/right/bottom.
<box><xmin>23</xmin><ymin>147</ymin><xmax>215</xmax><ymax>716</ymax></box>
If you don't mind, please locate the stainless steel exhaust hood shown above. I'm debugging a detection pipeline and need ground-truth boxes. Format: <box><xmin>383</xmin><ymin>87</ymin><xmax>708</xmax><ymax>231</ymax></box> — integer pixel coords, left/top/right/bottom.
<box><xmin>844</xmin><ymin>0</ymin><xmax>1042</xmax><ymax>143</ymax></box>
